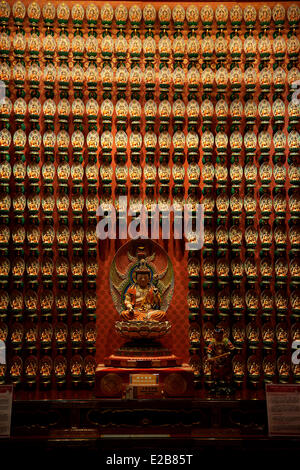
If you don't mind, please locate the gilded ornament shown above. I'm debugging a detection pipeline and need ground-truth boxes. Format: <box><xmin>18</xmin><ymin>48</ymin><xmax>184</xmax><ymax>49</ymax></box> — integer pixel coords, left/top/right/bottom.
<box><xmin>216</xmin><ymin>99</ymin><xmax>228</xmax><ymax>122</ymax></box>
<box><xmin>42</xmin><ymin>2</ymin><xmax>56</xmax><ymax>22</ymax></box>
<box><xmin>13</xmin><ymin>1</ymin><xmax>26</xmax><ymax>22</ymax></box>
<box><xmin>186</xmin><ymin>5</ymin><xmax>199</xmax><ymax>27</ymax></box>
<box><xmin>100</xmin><ymin>3</ymin><xmax>114</xmax><ymax>26</ymax></box>
<box><xmin>129</xmin><ymin>4</ymin><xmax>142</xmax><ymax>26</ymax></box>
<box><xmin>86</xmin><ymin>130</ymin><xmax>99</xmax><ymax>150</ymax></box>
<box><xmin>43</xmin><ymin>35</ymin><xmax>56</xmax><ymax>57</ymax></box>
<box><xmin>28</xmin><ymin>129</ymin><xmax>41</xmax><ymax>149</ymax></box>
<box><xmin>200</xmin><ymin>5</ymin><xmax>214</xmax><ymax>27</ymax></box>
<box><xmin>215</xmin><ymin>36</ymin><xmax>228</xmax><ymax>59</ymax></box>
<box><xmin>187</xmin><ymin>36</ymin><xmax>200</xmax><ymax>58</ymax></box>
<box><xmin>244</xmin><ymin>36</ymin><xmax>257</xmax><ymax>58</ymax></box>
<box><xmin>143</xmin><ymin>4</ymin><xmax>156</xmax><ymax>25</ymax></box>
<box><xmin>215</xmin><ymin>4</ymin><xmax>228</xmax><ymax>27</ymax></box>
<box><xmin>272</xmin><ymin>4</ymin><xmax>285</xmax><ymax>25</ymax></box>
<box><xmin>172</xmin><ymin>4</ymin><xmax>185</xmax><ymax>27</ymax></box>
<box><xmin>0</xmin><ymin>1</ymin><xmax>10</xmax><ymax>23</ymax></box>
<box><xmin>158</xmin><ymin>4</ymin><xmax>172</xmax><ymax>25</ymax></box>
<box><xmin>243</xmin><ymin>5</ymin><xmax>257</xmax><ymax>27</ymax></box>
<box><xmin>287</xmin><ymin>36</ymin><xmax>300</xmax><ymax>58</ymax></box>
<box><xmin>258</xmin><ymin>5</ymin><xmax>272</xmax><ymax>26</ymax></box>
<box><xmin>229</xmin><ymin>35</ymin><xmax>242</xmax><ymax>58</ymax></box>
<box><xmin>273</xmin><ymin>66</ymin><xmax>286</xmax><ymax>91</ymax></box>
<box><xmin>71</xmin><ymin>130</ymin><xmax>84</xmax><ymax>150</ymax></box>
<box><xmin>115</xmin><ymin>4</ymin><xmax>128</xmax><ymax>25</ymax></box>
<box><xmin>287</xmin><ymin>4</ymin><xmax>300</xmax><ymax>26</ymax></box>
<box><xmin>71</xmin><ymin>3</ymin><xmax>84</xmax><ymax>24</ymax></box>
<box><xmin>57</xmin><ymin>3</ymin><xmax>70</xmax><ymax>22</ymax></box>
<box><xmin>230</xmin><ymin>5</ymin><xmax>243</xmax><ymax>26</ymax></box>
<box><xmin>86</xmin><ymin>3</ymin><xmax>99</xmax><ymax>23</ymax></box>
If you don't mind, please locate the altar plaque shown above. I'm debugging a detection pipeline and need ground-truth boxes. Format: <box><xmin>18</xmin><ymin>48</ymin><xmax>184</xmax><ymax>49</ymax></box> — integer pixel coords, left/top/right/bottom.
<box><xmin>266</xmin><ymin>384</ymin><xmax>300</xmax><ymax>436</ymax></box>
<box><xmin>130</xmin><ymin>373</ymin><xmax>159</xmax><ymax>386</ymax></box>
<box><xmin>129</xmin><ymin>373</ymin><xmax>159</xmax><ymax>398</ymax></box>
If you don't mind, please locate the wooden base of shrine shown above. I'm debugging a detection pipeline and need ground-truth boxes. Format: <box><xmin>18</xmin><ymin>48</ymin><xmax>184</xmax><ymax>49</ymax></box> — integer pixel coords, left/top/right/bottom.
<box><xmin>95</xmin><ymin>364</ymin><xmax>195</xmax><ymax>398</ymax></box>
<box><xmin>104</xmin><ymin>339</ymin><xmax>180</xmax><ymax>367</ymax></box>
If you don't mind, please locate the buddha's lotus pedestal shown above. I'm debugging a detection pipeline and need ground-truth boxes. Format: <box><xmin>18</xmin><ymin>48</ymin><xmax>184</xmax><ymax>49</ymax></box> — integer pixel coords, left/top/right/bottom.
<box><xmin>115</xmin><ymin>320</ymin><xmax>172</xmax><ymax>339</ymax></box>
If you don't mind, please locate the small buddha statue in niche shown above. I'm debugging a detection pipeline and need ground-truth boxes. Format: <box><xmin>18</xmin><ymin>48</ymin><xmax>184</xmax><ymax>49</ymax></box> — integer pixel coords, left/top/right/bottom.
<box><xmin>120</xmin><ymin>259</ymin><xmax>166</xmax><ymax>322</ymax></box>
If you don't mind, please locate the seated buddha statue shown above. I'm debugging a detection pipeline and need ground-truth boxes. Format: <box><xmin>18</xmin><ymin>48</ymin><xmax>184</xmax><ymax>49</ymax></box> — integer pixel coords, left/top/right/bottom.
<box><xmin>120</xmin><ymin>260</ymin><xmax>166</xmax><ymax>322</ymax></box>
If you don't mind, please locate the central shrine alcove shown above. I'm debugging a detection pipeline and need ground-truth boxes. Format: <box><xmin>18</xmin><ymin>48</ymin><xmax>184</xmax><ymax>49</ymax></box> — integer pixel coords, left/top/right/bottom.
<box><xmin>95</xmin><ymin>237</ymin><xmax>190</xmax><ymax>368</ymax></box>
